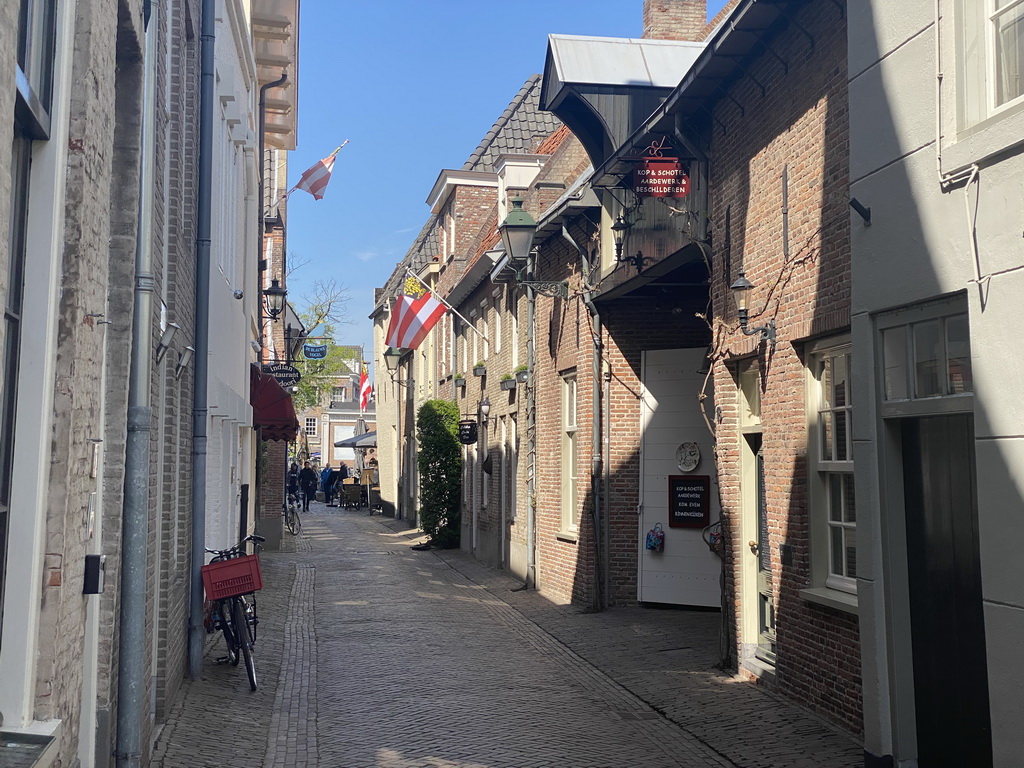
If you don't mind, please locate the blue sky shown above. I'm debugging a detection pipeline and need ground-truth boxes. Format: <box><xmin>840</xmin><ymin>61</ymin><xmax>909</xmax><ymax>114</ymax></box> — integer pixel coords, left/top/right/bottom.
<box><xmin>285</xmin><ymin>1</ymin><xmax>730</xmax><ymax>372</ymax></box>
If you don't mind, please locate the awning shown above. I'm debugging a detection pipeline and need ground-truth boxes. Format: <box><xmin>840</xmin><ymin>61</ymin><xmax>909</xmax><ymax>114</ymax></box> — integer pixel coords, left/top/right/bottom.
<box><xmin>250</xmin><ymin>364</ymin><xmax>299</xmax><ymax>441</ymax></box>
<box><xmin>334</xmin><ymin>430</ymin><xmax>377</xmax><ymax>449</ymax></box>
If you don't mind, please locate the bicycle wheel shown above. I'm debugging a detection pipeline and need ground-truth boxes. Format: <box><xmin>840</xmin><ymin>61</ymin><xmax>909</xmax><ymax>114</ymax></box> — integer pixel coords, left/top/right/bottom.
<box><xmin>241</xmin><ymin>595</ymin><xmax>258</xmax><ymax>645</ymax></box>
<box><xmin>285</xmin><ymin>507</ymin><xmax>299</xmax><ymax>535</ymax></box>
<box><xmin>218</xmin><ymin>599</ymin><xmax>240</xmax><ymax>666</ymax></box>
<box><xmin>234</xmin><ymin>599</ymin><xmax>257</xmax><ymax>691</ymax></box>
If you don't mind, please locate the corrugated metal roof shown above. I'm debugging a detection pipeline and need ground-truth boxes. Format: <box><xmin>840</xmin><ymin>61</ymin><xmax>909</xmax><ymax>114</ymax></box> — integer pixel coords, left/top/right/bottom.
<box><xmin>462</xmin><ymin>75</ymin><xmax>562</xmax><ymax>172</ymax></box>
<box><xmin>545</xmin><ymin>35</ymin><xmax>704</xmax><ymax>92</ymax></box>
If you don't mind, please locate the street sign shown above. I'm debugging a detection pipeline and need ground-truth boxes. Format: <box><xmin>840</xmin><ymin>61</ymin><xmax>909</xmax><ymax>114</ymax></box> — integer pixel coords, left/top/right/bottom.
<box><xmin>263</xmin><ymin>363</ymin><xmax>301</xmax><ymax>387</ymax></box>
<box><xmin>303</xmin><ymin>343</ymin><xmax>328</xmax><ymax>359</ymax></box>
<box><xmin>458</xmin><ymin>420</ymin><xmax>478</xmax><ymax>445</ymax></box>
<box><xmin>632</xmin><ymin>157</ymin><xmax>690</xmax><ymax>198</ymax></box>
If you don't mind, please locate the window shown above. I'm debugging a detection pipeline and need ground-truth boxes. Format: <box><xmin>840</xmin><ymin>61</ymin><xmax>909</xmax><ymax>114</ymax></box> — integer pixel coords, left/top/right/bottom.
<box><xmin>882</xmin><ymin>313</ymin><xmax>972</xmax><ymax>402</ymax></box>
<box><xmin>561</xmin><ymin>372</ymin><xmax>578</xmax><ymax>533</ymax></box>
<box><xmin>808</xmin><ymin>341</ymin><xmax>857</xmax><ymax>596</ymax></box>
<box><xmin>2</xmin><ymin>0</ymin><xmax>58</xmax><ymax>647</ymax></box>
<box><xmin>305</xmin><ymin>418</ymin><xmax>317</xmax><ymax>436</ymax></box>
<box><xmin>960</xmin><ymin>0</ymin><xmax>1024</xmax><ymax>125</ymax></box>
<box><xmin>493</xmin><ymin>294</ymin><xmax>502</xmax><ymax>355</ymax></box>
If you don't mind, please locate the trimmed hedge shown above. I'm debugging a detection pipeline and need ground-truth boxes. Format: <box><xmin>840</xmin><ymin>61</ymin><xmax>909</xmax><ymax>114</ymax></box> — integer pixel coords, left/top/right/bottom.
<box><xmin>416</xmin><ymin>400</ymin><xmax>462</xmax><ymax>548</ymax></box>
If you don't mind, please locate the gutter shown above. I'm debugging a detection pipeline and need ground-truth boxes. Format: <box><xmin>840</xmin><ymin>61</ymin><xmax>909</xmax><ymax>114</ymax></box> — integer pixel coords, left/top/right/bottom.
<box><xmin>115</xmin><ymin>4</ymin><xmax>158</xmax><ymax>765</ymax></box>
<box><xmin>188</xmin><ymin>0</ymin><xmax>216</xmax><ymax>681</ymax></box>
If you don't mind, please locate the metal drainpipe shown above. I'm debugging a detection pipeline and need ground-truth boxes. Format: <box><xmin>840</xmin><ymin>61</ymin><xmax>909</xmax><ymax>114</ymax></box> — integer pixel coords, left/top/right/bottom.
<box><xmin>563</xmin><ymin>225</ymin><xmax>604</xmax><ymax>610</ymax></box>
<box><xmin>188</xmin><ymin>0</ymin><xmax>215</xmax><ymax>680</ymax></box>
<box><xmin>525</xmin><ymin>267</ymin><xmax>537</xmax><ymax>589</ymax></box>
<box><xmin>115</xmin><ymin>3</ymin><xmax>158</xmax><ymax>765</ymax></box>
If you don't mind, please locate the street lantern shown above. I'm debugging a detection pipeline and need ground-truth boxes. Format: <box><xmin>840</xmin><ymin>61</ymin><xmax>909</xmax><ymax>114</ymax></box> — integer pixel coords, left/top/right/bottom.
<box><xmin>264</xmin><ymin>278</ymin><xmax>287</xmax><ymax>320</ymax></box>
<box><xmin>729</xmin><ymin>271</ymin><xmax>776</xmax><ymax>347</ymax></box>
<box><xmin>479</xmin><ymin>396</ymin><xmax>491</xmax><ymax>420</ymax></box>
<box><xmin>383</xmin><ymin>346</ymin><xmax>402</xmax><ymax>373</ymax></box>
<box><xmin>499</xmin><ymin>196</ymin><xmax>537</xmax><ymax>266</ymax></box>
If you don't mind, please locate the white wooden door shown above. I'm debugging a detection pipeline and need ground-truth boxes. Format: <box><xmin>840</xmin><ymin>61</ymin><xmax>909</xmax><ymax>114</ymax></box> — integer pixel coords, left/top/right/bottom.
<box><xmin>638</xmin><ymin>348</ymin><xmax>722</xmax><ymax>607</ymax></box>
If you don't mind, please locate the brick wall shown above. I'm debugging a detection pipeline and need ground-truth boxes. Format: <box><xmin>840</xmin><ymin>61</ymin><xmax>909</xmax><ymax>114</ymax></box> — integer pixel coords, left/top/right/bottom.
<box><xmin>40</xmin><ymin>1</ymin><xmax>145</xmax><ymax>763</ymax></box>
<box><xmin>643</xmin><ymin>0</ymin><xmax>707</xmax><ymax>41</ymax></box>
<box><xmin>707</xmin><ymin>1</ymin><xmax>860</xmax><ymax>735</ymax></box>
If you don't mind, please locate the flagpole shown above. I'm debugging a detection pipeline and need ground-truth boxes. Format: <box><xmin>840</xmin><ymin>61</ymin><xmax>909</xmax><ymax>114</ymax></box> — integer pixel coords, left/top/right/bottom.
<box><xmin>403</xmin><ymin>269</ymin><xmax>488</xmax><ymax>341</ymax></box>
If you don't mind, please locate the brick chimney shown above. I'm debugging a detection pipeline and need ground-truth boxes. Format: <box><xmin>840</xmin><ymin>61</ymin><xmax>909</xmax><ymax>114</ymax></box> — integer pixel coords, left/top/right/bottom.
<box><xmin>642</xmin><ymin>0</ymin><xmax>707</xmax><ymax>41</ymax></box>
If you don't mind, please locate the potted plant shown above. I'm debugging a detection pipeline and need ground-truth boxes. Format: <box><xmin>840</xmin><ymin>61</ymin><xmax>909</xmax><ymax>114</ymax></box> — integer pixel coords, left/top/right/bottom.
<box><xmin>453</xmin><ymin>372</ymin><xmax>466</xmax><ymax>388</ymax></box>
<box><xmin>500</xmin><ymin>373</ymin><xmax>517</xmax><ymax>391</ymax></box>
<box><xmin>514</xmin><ymin>363</ymin><xmax>529</xmax><ymax>383</ymax></box>
<box><xmin>473</xmin><ymin>361</ymin><xmax>486</xmax><ymax>377</ymax></box>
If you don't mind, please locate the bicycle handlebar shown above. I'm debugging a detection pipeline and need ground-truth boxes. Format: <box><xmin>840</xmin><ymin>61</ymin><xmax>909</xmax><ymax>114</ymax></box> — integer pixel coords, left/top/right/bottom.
<box><xmin>205</xmin><ymin>533</ymin><xmax>266</xmax><ymax>557</ymax></box>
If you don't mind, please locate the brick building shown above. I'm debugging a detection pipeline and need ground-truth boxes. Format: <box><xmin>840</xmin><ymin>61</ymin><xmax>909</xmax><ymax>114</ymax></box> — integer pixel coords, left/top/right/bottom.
<box><xmin>375</xmin><ymin>0</ymin><xmax>866</xmax><ymax>745</ymax></box>
<box><xmin>538</xmin><ymin>0</ymin><xmax>862</xmax><ymax>739</ymax></box>
<box><xmin>0</xmin><ymin>1</ymin><xmax>300</xmax><ymax>765</ymax></box>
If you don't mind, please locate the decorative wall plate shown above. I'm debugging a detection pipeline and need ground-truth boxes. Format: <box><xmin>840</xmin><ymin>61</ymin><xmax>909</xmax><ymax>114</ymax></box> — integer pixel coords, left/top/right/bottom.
<box><xmin>676</xmin><ymin>441</ymin><xmax>701</xmax><ymax>472</ymax></box>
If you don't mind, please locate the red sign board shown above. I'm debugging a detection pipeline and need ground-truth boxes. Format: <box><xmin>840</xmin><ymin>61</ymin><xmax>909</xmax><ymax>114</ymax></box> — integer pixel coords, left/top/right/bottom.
<box><xmin>632</xmin><ymin>158</ymin><xmax>690</xmax><ymax>198</ymax></box>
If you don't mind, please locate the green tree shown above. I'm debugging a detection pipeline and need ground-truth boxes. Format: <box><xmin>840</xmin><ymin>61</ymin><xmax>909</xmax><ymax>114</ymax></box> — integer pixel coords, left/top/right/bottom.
<box><xmin>416</xmin><ymin>400</ymin><xmax>462</xmax><ymax>548</ymax></box>
<box><xmin>288</xmin><ymin>279</ymin><xmax>358</xmax><ymax>412</ymax></box>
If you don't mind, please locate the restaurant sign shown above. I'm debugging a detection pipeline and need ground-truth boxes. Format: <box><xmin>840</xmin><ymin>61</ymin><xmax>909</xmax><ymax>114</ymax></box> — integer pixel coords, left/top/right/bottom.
<box><xmin>632</xmin><ymin>157</ymin><xmax>690</xmax><ymax>198</ymax></box>
<box><xmin>303</xmin><ymin>343</ymin><xmax>328</xmax><ymax>360</ymax></box>
<box><xmin>263</xmin><ymin>363</ymin><xmax>301</xmax><ymax>387</ymax></box>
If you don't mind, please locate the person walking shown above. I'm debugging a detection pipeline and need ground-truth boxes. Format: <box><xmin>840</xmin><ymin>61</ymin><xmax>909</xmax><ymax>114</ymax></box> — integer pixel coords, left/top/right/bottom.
<box><xmin>298</xmin><ymin>461</ymin><xmax>318</xmax><ymax>512</ymax></box>
<box><xmin>287</xmin><ymin>461</ymin><xmax>300</xmax><ymax>503</ymax></box>
<box><xmin>320</xmin><ymin>463</ymin><xmax>333</xmax><ymax>506</ymax></box>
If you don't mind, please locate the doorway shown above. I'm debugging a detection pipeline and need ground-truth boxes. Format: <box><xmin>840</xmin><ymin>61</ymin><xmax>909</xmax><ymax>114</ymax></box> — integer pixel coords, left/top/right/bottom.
<box><xmin>638</xmin><ymin>348</ymin><xmax>721</xmax><ymax>606</ymax></box>
<box><xmin>902</xmin><ymin>414</ymin><xmax>991</xmax><ymax>767</ymax></box>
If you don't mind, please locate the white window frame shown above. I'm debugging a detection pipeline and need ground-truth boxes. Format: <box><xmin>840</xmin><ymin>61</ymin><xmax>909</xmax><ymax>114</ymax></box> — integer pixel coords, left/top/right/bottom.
<box><xmin>561</xmin><ymin>371</ymin><xmax>579</xmax><ymax>533</ymax></box>
<box><xmin>988</xmin><ymin>0</ymin><xmax>1024</xmax><ymax>113</ymax></box>
<box><xmin>493</xmin><ymin>293</ymin><xmax>502</xmax><ymax>355</ymax></box>
<box><xmin>806</xmin><ymin>338</ymin><xmax>858</xmax><ymax>598</ymax></box>
<box><xmin>305</xmin><ymin>418</ymin><xmax>318</xmax><ymax>437</ymax></box>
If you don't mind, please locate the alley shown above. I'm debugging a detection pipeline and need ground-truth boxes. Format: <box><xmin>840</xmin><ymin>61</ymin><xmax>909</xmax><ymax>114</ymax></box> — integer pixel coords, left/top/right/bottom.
<box><xmin>152</xmin><ymin>505</ymin><xmax>862</xmax><ymax>768</ymax></box>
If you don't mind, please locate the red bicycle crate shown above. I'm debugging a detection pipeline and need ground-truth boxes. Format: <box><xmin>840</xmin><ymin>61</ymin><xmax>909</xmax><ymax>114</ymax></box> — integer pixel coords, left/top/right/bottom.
<box><xmin>201</xmin><ymin>554</ymin><xmax>263</xmax><ymax>600</ymax></box>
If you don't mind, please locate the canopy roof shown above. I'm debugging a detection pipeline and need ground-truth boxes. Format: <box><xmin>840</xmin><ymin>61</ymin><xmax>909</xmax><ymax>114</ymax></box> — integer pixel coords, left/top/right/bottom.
<box><xmin>250</xmin><ymin>365</ymin><xmax>298</xmax><ymax>441</ymax></box>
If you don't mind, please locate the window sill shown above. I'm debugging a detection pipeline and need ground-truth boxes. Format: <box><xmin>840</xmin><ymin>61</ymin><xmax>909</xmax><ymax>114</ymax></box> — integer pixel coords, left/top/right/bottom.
<box><xmin>556</xmin><ymin>530</ymin><xmax>578</xmax><ymax>544</ymax></box>
<box><xmin>947</xmin><ymin>103</ymin><xmax>1024</xmax><ymax>173</ymax></box>
<box><xmin>800</xmin><ymin>586</ymin><xmax>858</xmax><ymax>614</ymax></box>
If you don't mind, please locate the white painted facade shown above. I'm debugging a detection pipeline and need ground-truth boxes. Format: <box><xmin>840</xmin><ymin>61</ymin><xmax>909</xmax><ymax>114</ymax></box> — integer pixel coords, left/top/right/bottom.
<box><xmin>849</xmin><ymin>1</ymin><xmax>1024</xmax><ymax>764</ymax></box>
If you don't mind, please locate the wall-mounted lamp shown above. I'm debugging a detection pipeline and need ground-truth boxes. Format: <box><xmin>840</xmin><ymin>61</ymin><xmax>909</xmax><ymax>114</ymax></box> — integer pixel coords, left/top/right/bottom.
<box><xmin>498</xmin><ymin>196</ymin><xmax>569</xmax><ymax>298</ymax></box>
<box><xmin>174</xmin><ymin>346</ymin><xmax>195</xmax><ymax>380</ymax></box>
<box><xmin>611</xmin><ymin>213</ymin><xmax>646</xmax><ymax>273</ymax></box>
<box><xmin>611</xmin><ymin>214</ymin><xmax>631</xmax><ymax>259</ymax></box>
<box><xmin>154</xmin><ymin>322</ymin><xmax>181</xmax><ymax>364</ymax></box>
<box><xmin>730</xmin><ymin>272</ymin><xmax>776</xmax><ymax>348</ymax></box>
<box><xmin>478</xmin><ymin>396</ymin><xmax>491</xmax><ymax>423</ymax></box>
<box><xmin>499</xmin><ymin>196</ymin><xmax>536</xmax><ymax>267</ymax></box>
<box><xmin>263</xmin><ymin>278</ymin><xmax>287</xmax><ymax>321</ymax></box>
<box><xmin>383</xmin><ymin>346</ymin><xmax>414</xmax><ymax>387</ymax></box>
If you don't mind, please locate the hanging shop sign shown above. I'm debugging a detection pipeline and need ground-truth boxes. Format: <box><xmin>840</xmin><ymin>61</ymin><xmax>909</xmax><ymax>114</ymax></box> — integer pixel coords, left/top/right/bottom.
<box><xmin>303</xmin><ymin>342</ymin><xmax>328</xmax><ymax>360</ymax></box>
<box><xmin>263</xmin><ymin>363</ymin><xmax>301</xmax><ymax>387</ymax></box>
<box><xmin>632</xmin><ymin>157</ymin><xmax>690</xmax><ymax>198</ymax></box>
<box><xmin>458</xmin><ymin>419</ymin><xmax>479</xmax><ymax>445</ymax></box>
<box><xmin>667</xmin><ymin>474</ymin><xmax>710</xmax><ymax>528</ymax></box>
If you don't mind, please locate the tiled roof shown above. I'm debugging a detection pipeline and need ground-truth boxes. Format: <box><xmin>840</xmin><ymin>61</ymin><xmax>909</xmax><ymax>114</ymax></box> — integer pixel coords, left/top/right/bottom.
<box><xmin>462</xmin><ymin>74</ymin><xmax>562</xmax><ymax>172</ymax></box>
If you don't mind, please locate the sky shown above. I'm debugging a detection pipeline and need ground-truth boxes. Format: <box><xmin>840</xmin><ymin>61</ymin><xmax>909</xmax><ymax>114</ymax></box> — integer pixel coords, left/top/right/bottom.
<box><xmin>284</xmin><ymin>1</ymin><xmax>731</xmax><ymax>377</ymax></box>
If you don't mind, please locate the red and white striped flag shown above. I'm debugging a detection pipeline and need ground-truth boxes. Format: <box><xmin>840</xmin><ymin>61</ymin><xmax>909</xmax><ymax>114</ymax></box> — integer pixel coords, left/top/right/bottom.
<box><xmin>359</xmin><ymin>365</ymin><xmax>373</xmax><ymax>412</ymax></box>
<box><xmin>287</xmin><ymin>141</ymin><xmax>348</xmax><ymax>200</ymax></box>
<box><xmin>385</xmin><ymin>291</ymin><xmax>447</xmax><ymax>351</ymax></box>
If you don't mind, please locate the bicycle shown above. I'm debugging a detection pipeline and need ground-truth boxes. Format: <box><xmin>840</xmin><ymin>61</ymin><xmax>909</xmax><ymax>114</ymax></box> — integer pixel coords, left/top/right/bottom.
<box><xmin>201</xmin><ymin>534</ymin><xmax>265</xmax><ymax>691</ymax></box>
<box><xmin>284</xmin><ymin>491</ymin><xmax>302</xmax><ymax>535</ymax></box>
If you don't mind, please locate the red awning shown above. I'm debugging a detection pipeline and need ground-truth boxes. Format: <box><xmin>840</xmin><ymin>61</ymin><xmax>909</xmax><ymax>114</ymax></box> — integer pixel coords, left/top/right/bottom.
<box><xmin>250</xmin><ymin>364</ymin><xmax>299</xmax><ymax>442</ymax></box>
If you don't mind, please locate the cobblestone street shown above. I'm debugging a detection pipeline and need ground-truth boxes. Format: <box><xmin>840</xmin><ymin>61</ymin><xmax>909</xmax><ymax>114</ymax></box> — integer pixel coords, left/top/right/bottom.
<box><xmin>152</xmin><ymin>504</ymin><xmax>862</xmax><ymax>767</ymax></box>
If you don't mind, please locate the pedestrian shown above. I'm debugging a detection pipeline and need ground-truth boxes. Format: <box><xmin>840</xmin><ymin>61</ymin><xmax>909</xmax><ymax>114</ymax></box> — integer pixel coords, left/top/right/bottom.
<box><xmin>287</xmin><ymin>461</ymin><xmax>300</xmax><ymax>503</ymax></box>
<box><xmin>320</xmin><ymin>463</ymin><xmax>333</xmax><ymax>506</ymax></box>
<box><xmin>298</xmin><ymin>461</ymin><xmax>318</xmax><ymax>512</ymax></box>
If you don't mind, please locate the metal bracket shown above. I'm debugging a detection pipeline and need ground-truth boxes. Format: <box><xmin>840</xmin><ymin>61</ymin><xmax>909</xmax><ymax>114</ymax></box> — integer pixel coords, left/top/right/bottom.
<box><xmin>519</xmin><ymin>281</ymin><xmax>568</xmax><ymax>299</ymax></box>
